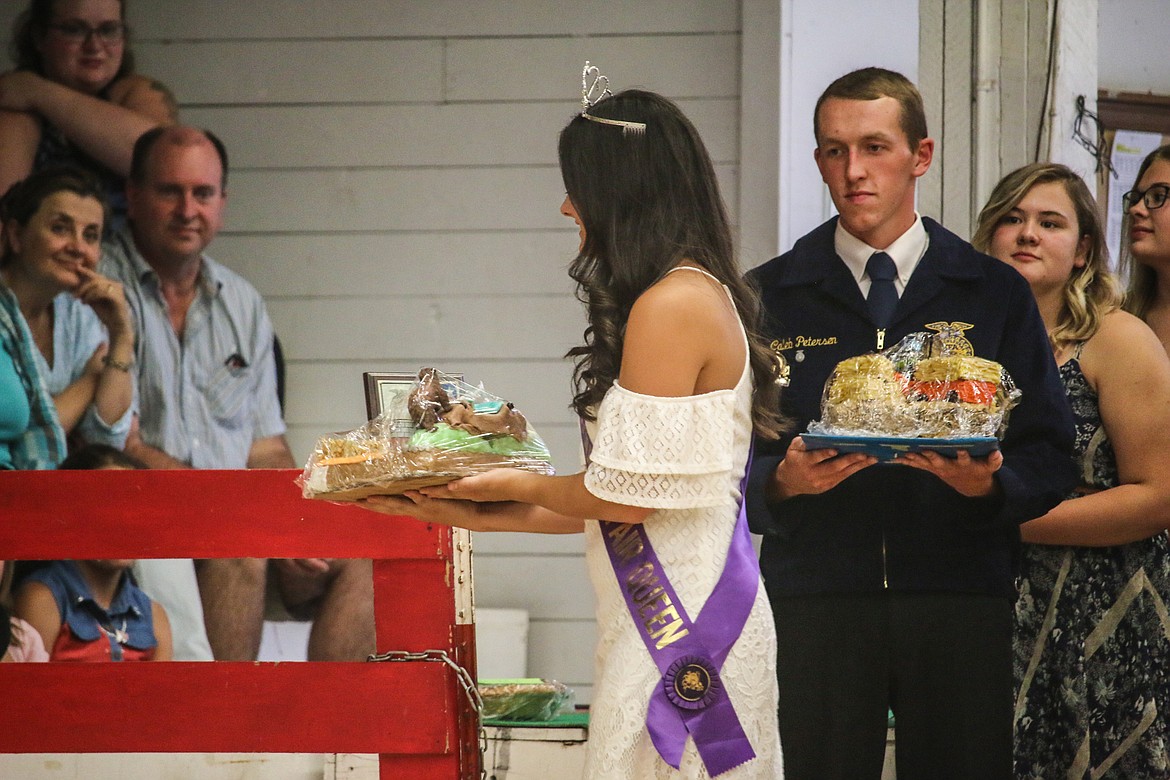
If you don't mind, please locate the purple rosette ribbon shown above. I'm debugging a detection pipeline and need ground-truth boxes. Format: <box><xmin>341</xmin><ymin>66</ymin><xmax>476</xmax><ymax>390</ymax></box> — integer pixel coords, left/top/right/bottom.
<box><xmin>595</xmin><ymin>440</ymin><xmax>759</xmax><ymax>776</ymax></box>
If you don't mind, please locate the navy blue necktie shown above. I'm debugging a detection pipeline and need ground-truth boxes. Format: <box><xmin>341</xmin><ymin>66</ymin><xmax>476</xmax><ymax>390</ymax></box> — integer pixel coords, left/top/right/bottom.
<box><xmin>865</xmin><ymin>251</ymin><xmax>898</xmax><ymax>329</ymax></box>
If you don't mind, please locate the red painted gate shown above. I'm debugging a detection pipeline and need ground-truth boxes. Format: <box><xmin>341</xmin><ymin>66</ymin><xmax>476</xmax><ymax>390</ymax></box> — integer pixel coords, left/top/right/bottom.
<box><xmin>0</xmin><ymin>468</ymin><xmax>481</xmax><ymax>779</ymax></box>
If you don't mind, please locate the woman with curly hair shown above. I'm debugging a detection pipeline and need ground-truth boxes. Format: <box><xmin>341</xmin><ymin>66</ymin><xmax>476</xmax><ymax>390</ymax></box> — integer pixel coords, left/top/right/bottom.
<box><xmin>359</xmin><ymin>67</ymin><xmax>786</xmax><ymax>779</ymax></box>
<box><xmin>974</xmin><ymin>162</ymin><xmax>1170</xmax><ymax>778</ymax></box>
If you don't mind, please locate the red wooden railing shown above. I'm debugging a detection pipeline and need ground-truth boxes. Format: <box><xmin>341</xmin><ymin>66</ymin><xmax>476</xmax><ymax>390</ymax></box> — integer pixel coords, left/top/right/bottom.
<box><xmin>0</xmin><ymin>468</ymin><xmax>481</xmax><ymax>779</ymax></box>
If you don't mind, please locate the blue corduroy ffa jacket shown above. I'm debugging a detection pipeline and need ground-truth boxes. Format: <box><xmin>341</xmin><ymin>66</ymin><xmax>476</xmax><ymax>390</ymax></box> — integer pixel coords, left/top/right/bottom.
<box><xmin>746</xmin><ymin>217</ymin><xmax>1076</xmax><ymax>598</ymax></box>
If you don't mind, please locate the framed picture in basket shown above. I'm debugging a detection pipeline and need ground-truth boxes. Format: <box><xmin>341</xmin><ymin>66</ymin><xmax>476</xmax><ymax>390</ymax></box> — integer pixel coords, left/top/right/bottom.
<box><xmin>362</xmin><ymin>371</ymin><xmax>463</xmax><ymax>422</ymax></box>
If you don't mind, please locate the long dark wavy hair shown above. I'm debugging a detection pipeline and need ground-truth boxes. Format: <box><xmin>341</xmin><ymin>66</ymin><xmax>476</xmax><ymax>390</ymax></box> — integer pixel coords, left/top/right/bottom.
<box><xmin>559</xmin><ymin>89</ymin><xmax>784</xmax><ymax>438</ymax></box>
<box><xmin>10</xmin><ymin>0</ymin><xmax>135</xmax><ymax>83</ymax></box>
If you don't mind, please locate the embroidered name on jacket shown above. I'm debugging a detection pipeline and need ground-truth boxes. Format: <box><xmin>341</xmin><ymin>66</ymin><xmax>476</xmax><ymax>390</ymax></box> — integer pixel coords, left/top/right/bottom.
<box><xmin>770</xmin><ymin>335</ymin><xmax>839</xmax><ymax>352</ymax></box>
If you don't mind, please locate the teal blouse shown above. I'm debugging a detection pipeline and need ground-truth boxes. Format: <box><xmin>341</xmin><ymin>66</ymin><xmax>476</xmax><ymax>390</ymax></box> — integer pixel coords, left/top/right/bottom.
<box><xmin>0</xmin><ymin>342</ymin><xmax>31</xmax><ymax>469</ymax></box>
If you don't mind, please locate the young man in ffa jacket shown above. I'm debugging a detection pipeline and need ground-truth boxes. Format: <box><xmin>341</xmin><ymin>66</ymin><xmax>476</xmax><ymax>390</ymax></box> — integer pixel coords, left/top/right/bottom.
<box><xmin>746</xmin><ymin>67</ymin><xmax>1076</xmax><ymax>780</ymax></box>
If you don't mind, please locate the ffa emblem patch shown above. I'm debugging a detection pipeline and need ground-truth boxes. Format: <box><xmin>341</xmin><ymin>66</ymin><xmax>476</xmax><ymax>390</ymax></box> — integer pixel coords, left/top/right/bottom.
<box><xmin>925</xmin><ymin>321</ymin><xmax>974</xmax><ymax>355</ymax></box>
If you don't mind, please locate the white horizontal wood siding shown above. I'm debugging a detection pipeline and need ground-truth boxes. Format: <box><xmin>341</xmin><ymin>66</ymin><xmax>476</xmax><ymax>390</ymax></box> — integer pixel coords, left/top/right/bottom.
<box><xmin>100</xmin><ymin>1</ymin><xmax>743</xmax><ymax>704</ymax></box>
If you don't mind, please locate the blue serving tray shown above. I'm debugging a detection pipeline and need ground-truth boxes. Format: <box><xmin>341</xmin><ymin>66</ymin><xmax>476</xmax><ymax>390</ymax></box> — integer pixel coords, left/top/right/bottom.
<box><xmin>801</xmin><ymin>433</ymin><xmax>999</xmax><ymax>461</ymax></box>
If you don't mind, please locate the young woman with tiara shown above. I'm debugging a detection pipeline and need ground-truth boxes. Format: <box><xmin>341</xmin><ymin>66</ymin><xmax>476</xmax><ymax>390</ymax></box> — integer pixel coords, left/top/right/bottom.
<box><xmin>358</xmin><ymin>64</ymin><xmax>786</xmax><ymax>779</ymax></box>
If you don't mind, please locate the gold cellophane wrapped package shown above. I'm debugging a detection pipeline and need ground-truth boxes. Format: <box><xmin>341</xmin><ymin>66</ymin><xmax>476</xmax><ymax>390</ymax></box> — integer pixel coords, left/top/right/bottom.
<box><xmin>298</xmin><ymin>368</ymin><xmax>555</xmax><ymax>501</ymax></box>
<box><xmin>809</xmin><ymin>331</ymin><xmax>1021</xmax><ymax>439</ymax></box>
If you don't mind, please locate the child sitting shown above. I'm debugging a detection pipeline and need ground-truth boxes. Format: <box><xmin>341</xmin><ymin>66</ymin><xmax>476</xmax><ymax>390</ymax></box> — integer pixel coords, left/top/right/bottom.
<box><xmin>1</xmin><ymin>560</ymin><xmax>47</xmax><ymax>662</ymax></box>
<box><xmin>14</xmin><ymin>445</ymin><xmax>172</xmax><ymax>661</ymax></box>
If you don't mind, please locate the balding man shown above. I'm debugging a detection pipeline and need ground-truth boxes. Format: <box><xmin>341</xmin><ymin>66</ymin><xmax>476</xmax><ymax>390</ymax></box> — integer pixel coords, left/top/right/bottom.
<box><xmin>102</xmin><ymin>126</ymin><xmax>373</xmax><ymax>662</ymax></box>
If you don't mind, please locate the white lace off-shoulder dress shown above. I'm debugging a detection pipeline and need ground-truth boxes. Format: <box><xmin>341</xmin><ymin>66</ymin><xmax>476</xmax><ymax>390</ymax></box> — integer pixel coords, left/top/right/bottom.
<box><xmin>581</xmin><ymin>279</ymin><xmax>783</xmax><ymax>779</ymax></box>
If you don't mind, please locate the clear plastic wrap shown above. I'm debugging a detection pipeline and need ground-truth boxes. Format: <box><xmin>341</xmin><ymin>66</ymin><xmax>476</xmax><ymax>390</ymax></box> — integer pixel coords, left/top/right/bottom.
<box><xmin>299</xmin><ymin>368</ymin><xmax>555</xmax><ymax>500</ymax></box>
<box><xmin>478</xmin><ymin>678</ymin><xmax>575</xmax><ymax>722</ymax></box>
<box><xmin>807</xmin><ymin>329</ymin><xmax>1022</xmax><ymax>439</ymax></box>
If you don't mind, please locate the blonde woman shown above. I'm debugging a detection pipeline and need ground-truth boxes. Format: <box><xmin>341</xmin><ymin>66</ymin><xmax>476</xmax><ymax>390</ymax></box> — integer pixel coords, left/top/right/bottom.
<box><xmin>974</xmin><ymin>162</ymin><xmax>1170</xmax><ymax>778</ymax></box>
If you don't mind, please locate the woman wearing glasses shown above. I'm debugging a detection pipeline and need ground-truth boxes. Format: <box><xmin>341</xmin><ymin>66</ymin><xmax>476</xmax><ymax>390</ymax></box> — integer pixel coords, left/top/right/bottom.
<box><xmin>0</xmin><ymin>0</ymin><xmax>176</xmax><ymax>232</ymax></box>
<box><xmin>973</xmin><ymin>162</ymin><xmax>1170</xmax><ymax>777</ymax></box>
<box><xmin>1123</xmin><ymin>145</ymin><xmax>1170</xmax><ymax>352</ymax></box>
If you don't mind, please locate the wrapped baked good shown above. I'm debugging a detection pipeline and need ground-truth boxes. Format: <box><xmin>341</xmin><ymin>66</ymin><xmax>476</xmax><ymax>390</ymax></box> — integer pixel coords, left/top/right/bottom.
<box><xmin>807</xmin><ymin>330</ymin><xmax>1021</xmax><ymax>440</ymax></box>
<box><xmin>821</xmin><ymin>353</ymin><xmax>920</xmax><ymax>436</ymax></box>
<box><xmin>478</xmin><ymin>678</ymin><xmax>575</xmax><ymax>721</ymax></box>
<box><xmin>905</xmin><ymin>355</ymin><xmax>1011</xmax><ymax>437</ymax></box>
<box><xmin>299</xmin><ymin>368</ymin><xmax>555</xmax><ymax>500</ymax></box>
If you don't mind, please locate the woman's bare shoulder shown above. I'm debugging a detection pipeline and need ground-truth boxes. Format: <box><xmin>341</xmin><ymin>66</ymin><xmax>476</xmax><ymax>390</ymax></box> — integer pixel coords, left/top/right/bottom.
<box><xmin>635</xmin><ymin>267</ymin><xmax>728</xmax><ymax>315</ymax></box>
<box><xmin>1087</xmin><ymin>309</ymin><xmax>1164</xmax><ymax>357</ymax></box>
<box><xmin>622</xmin><ymin>267</ymin><xmax>742</xmax><ymax>394</ymax></box>
<box><xmin>1082</xmin><ymin>309</ymin><xmax>1170</xmax><ymax>385</ymax></box>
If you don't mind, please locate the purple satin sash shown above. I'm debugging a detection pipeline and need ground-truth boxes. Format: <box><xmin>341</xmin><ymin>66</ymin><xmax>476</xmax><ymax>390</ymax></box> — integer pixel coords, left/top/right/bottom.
<box><xmin>585</xmin><ymin>421</ymin><xmax>759</xmax><ymax>775</ymax></box>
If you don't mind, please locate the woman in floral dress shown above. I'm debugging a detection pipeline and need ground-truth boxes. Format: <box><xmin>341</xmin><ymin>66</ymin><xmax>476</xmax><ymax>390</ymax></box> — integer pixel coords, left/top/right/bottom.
<box><xmin>974</xmin><ymin>162</ymin><xmax>1170</xmax><ymax>778</ymax></box>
